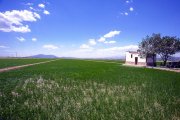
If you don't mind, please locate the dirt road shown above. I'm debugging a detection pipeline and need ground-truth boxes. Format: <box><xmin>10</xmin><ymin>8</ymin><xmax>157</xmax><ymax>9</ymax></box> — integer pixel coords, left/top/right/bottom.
<box><xmin>0</xmin><ymin>59</ymin><xmax>57</xmax><ymax>73</ymax></box>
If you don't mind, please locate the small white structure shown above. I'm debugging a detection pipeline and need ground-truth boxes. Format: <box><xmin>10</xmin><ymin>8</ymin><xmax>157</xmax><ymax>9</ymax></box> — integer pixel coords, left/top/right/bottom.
<box><xmin>125</xmin><ymin>51</ymin><xmax>156</xmax><ymax>66</ymax></box>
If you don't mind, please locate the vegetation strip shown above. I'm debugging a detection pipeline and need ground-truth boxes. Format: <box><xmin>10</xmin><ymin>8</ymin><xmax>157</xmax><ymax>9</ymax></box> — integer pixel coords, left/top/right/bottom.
<box><xmin>123</xmin><ymin>64</ymin><xmax>180</xmax><ymax>73</ymax></box>
<box><xmin>0</xmin><ymin>59</ymin><xmax>58</xmax><ymax>73</ymax></box>
<box><xmin>80</xmin><ymin>59</ymin><xmax>123</xmax><ymax>64</ymax></box>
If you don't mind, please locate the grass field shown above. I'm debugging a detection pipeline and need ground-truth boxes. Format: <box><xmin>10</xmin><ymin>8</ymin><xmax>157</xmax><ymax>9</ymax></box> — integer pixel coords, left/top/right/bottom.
<box><xmin>0</xmin><ymin>58</ymin><xmax>52</xmax><ymax>69</ymax></box>
<box><xmin>0</xmin><ymin>59</ymin><xmax>179</xmax><ymax>119</ymax></box>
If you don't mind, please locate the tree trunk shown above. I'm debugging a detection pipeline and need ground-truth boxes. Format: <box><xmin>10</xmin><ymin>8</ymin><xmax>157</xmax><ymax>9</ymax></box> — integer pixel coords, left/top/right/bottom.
<box><xmin>160</xmin><ymin>54</ymin><xmax>168</xmax><ymax>66</ymax></box>
<box><xmin>163</xmin><ymin>56</ymin><xmax>168</xmax><ymax>66</ymax></box>
<box><xmin>163</xmin><ymin>60</ymin><xmax>167</xmax><ymax>66</ymax></box>
<box><xmin>152</xmin><ymin>54</ymin><xmax>155</xmax><ymax>66</ymax></box>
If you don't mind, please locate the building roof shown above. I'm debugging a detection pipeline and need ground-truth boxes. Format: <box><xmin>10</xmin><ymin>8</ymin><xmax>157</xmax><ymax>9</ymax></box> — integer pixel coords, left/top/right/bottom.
<box><xmin>127</xmin><ymin>51</ymin><xmax>139</xmax><ymax>54</ymax></box>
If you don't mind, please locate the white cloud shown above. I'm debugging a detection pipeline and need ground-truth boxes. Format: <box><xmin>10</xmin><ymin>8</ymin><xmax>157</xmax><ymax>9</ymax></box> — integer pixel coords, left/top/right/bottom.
<box><xmin>25</xmin><ymin>3</ymin><xmax>33</xmax><ymax>6</ymax></box>
<box><xmin>124</xmin><ymin>12</ymin><xmax>129</xmax><ymax>16</ymax></box>
<box><xmin>126</xmin><ymin>0</ymin><xmax>133</xmax><ymax>3</ymax></box>
<box><xmin>121</xmin><ymin>12</ymin><xmax>129</xmax><ymax>16</ymax></box>
<box><xmin>80</xmin><ymin>44</ymin><xmax>91</xmax><ymax>49</ymax></box>
<box><xmin>43</xmin><ymin>10</ymin><xmax>50</xmax><ymax>15</ymax></box>
<box><xmin>97</xmin><ymin>30</ymin><xmax>120</xmax><ymax>44</ymax></box>
<box><xmin>43</xmin><ymin>44</ymin><xmax>59</xmax><ymax>50</ymax></box>
<box><xmin>12</xmin><ymin>25</ymin><xmax>31</xmax><ymax>33</ymax></box>
<box><xmin>89</xmin><ymin>39</ymin><xmax>96</xmax><ymax>46</ymax></box>
<box><xmin>16</xmin><ymin>37</ymin><xmax>25</xmax><ymax>42</ymax></box>
<box><xmin>0</xmin><ymin>45</ymin><xmax>8</xmax><ymax>48</ymax></box>
<box><xmin>0</xmin><ymin>10</ymin><xmax>40</xmax><ymax>33</ymax></box>
<box><xmin>130</xmin><ymin>7</ymin><xmax>134</xmax><ymax>11</ymax></box>
<box><xmin>99</xmin><ymin>45</ymin><xmax>138</xmax><ymax>52</ymax></box>
<box><xmin>62</xmin><ymin>45</ymin><xmax>138</xmax><ymax>58</ymax></box>
<box><xmin>38</xmin><ymin>4</ymin><xmax>45</xmax><ymax>8</ymax></box>
<box><xmin>104</xmin><ymin>40</ymin><xmax>116</xmax><ymax>44</ymax></box>
<box><xmin>80</xmin><ymin>30</ymin><xmax>120</xmax><ymax>49</ymax></box>
<box><xmin>29</xmin><ymin>7</ymin><xmax>34</xmax><ymax>10</ymax></box>
<box><xmin>98</xmin><ymin>37</ymin><xmax>106</xmax><ymax>42</ymax></box>
<box><xmin>33</xmin><ymin>13</ymin><xmax>41</xmax><ymax>19</ymax></box>
<box><xmin>104</xmin><ymin>30</ymin><xmax>121</xmax><ymax>38</ymax></box>
<box><xmin>32</xmin><ymin>38</ymin><xmax>37</xmax><ymax>42</ymax></box>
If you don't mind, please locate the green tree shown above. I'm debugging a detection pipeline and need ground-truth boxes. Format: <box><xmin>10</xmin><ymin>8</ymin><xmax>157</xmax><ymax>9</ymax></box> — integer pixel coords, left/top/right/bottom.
<box><xmin>138</xmin><ymin>33</ymin><xmax>161</xmax><ymax>65</ymax></box>
<box><xmin>139</xmin><ymin>34</ymin><xmax>180</xmax><ymax>66</ymax></box>
<box><xmin>157</xmin><ymin>36</ymin><xmax>180</xmax><ymax>66</ymax></box>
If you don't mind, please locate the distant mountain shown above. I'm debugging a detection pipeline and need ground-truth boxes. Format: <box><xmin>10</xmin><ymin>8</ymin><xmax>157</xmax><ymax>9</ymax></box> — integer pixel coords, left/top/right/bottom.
<box><xmin>60</xmin><ymin>57</ymin><xmax>77</xmax><ymax>59</ymax></box>
<box><xmin>28</xmin><ymin>54</ymin><xmax>59</xmax><ymax>58</ymax></box>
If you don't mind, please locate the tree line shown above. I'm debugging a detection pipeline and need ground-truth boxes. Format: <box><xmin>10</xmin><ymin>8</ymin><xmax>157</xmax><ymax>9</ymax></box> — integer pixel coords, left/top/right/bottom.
<box><xmin>138</xmin><ymin>33</ymin><xmax>180</xmax><ymax>66</ymax></box>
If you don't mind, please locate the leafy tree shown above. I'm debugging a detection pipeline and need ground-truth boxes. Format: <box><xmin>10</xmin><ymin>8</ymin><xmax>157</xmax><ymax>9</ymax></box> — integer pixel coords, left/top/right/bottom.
<box><xmin>138</xmin><ymin>33</ymin><xmax>161</xmax><ymax>65</ymax></box>
<box><xmin>157</xmin><ymin>36</ymin><xmax>180</xmax><ymax>66</ymax></box>
<box><xmin>139</xmin><ymin>34</ymin><xmax>180</xmax><ymax>66</ymax></box>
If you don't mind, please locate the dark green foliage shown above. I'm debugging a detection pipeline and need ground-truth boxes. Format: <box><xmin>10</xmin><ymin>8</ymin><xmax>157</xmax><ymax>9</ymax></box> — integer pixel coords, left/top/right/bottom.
<box><xmin>138</xmin><ymin>33</ymin><xmax>161</xmax><ymax>58</ymax></box>
<box><xmin>157</xmin><ymin>36</ymin><xmax>180</xmax><ymax>65</ymax></box>
<box><xmin>139</xmin><ymin>34</ymin><xmax>180</xmax><ymax>66</ymax></box>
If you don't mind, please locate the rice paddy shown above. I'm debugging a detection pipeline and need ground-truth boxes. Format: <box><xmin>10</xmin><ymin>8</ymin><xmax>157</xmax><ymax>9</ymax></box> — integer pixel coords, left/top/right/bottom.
<box><xmin>0</xmin><ymin>59</ymin><xmax>179</xmax><ymax>119</ymax></box>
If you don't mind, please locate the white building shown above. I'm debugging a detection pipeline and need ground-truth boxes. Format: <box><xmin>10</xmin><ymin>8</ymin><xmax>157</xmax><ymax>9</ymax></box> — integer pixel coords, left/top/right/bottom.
<box><xmin>125</xmin><ymin>51</ymin><xmax>156</xmax><ymax>66</ymax></box>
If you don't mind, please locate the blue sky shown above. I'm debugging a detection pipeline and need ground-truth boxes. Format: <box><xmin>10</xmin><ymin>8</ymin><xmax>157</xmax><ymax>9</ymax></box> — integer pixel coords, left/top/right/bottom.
<box><xmin>0</xmin><ymin>0</ymin><xmax>180</xmax><ymax>58</ymax></box>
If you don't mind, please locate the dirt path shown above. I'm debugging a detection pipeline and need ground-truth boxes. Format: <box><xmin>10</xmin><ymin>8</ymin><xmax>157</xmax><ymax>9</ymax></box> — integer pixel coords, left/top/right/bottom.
<box><xmin>146</xmin><ymin>66</ymin><xmax>180</xmax><ymax>73</ymax></box>
<box><xmin>123</xmin><ymin>64</ymin><xmax>180</xmax><ymax>73</ymax></box>
<box><xmin>0</xmin><ymin>59</ymin><xmax>58</xmax><ymax>73</ymax></box>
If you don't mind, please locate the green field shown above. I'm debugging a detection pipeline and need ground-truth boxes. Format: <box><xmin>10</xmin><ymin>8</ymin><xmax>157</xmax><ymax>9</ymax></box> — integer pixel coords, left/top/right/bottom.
<box><xmin>0</xmin><ymin>58</ymin><xmax>52</xmax><ymax>69</ymax></box>
<box><xmin>0</xmin><ymin>59</ymin><xmax>179</xmax><ymax>119</ymax></box>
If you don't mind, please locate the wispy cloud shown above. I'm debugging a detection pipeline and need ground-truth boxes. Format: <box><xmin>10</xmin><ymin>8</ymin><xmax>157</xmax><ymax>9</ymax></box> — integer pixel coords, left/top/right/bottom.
<box><xmin>80</xmin><ymin>44</ymin><xmax>91</xmax><ymax>49</ymax></box>
<box><xmin>98</xmin><ymin>37</ymin><xmax>106</xmax><ymax>42</ymax></box>
<box><xmin>129</xmin><ymin>7</ymin><xmax>134</xmax><ymax>11</ymax></box>
<box><xmin>126</xmin><ymin>1</ymin><xmax>130</xmax><ymax>3</ymax></box>
<box><xmin>16</xmin><ymin>37</ymin><xmax>25</xmax><ymax>42</ymax></box>
<box><xmin>29</xmin><ymin>7</ymin><xmax>34</xmax><ymax>10</ymax></box>
<box><xmin>125</xmin><ymin>12</ymin><xmax>129</xmax><ymax>16</ymax></box>
<box><xmin>104</xmin><ymin>31</ymin><xmax>121</xmax><ymax>38</ymax></box>
<box><xmin>0</xmin><ymin>10</ymin><xmax>40</xmax><ymax>33</ymax></box>
<box><xmin>98</xmin><ymin>30</ymin><xmax>120</xmax><ymax>43</ymax></box>
<box><xmin>88</xmin><ymin>39</ymin><xmax>96</xmax><ymax>46</ymax></box>
<box><xmin>24</xmin><ymin>3</ymin><xmax>33</xmax><ymax>6</ymax></box>
<box><xmin>38</xmin><ymin>4</ymin><xmax>45</xmax><ymax>8</ymax></box>
<box><xmin>34</xmin><ymin>12</ymin><xmax>41</xmax><ymax>19</ymax></box>
<box><xmin>63</xmin><ymin>45</ymin><xmax>138</xmax><ymax>58</ymax></box>
<box><xmin>43</xmin><ymin>10</ymin><xmax>50</xmax><ymax>15</ymax></box>
<box><xmin>0</xmin><ymin>45</ymin><xmax>8</xmax><ymax>48</ymax></box>
<box><xmin>120</xmin><ymin>12</ymin><xmax>129</xmax><ymax>16</ymax></box>
<box><xmin>104</xmin><ymin>40</ymin><xmax>116</xmax><ymax>44</ymax></box>
<box><xmin>32</xmin><ymin>38</ymin><xmax>37</xmax><ymax>42</ymax></box>
<box><xmin>80</xmin><ymin>30</ymin><xmax>120</xmax><ymax>49</ymax></box>
<box><xmin>126</xmin><ymin>0</ymin><xmax>133</xmax><ymax>3</ymax></box>
<box><xmin>80</xmin><ymin>39</ymin><xmax>96</xmax><ymax>49</ymax></box>
<box><xmin>43</xmin><ymin>44</ymin><xmax>58</xmax><ymax>50</ymax></box>
<box><xmin>98</xmin><ymin>45</ymin><xmax>138</xmax><ymax>52</ymax></box>
<box><xmin>120</xmin><ymin>0</ymin><xmax>134</xmax><ymax>16</ymax></box>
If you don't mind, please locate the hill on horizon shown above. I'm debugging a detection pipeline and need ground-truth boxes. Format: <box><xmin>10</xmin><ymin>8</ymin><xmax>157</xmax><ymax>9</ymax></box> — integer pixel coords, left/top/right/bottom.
<box><xmin>28</xmin><ymin>54</ymin><xmax>59</xmax><ymax>58</ymax></box>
